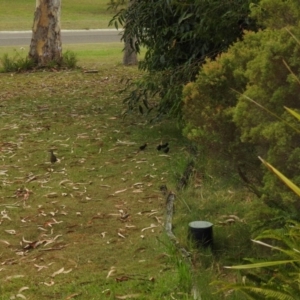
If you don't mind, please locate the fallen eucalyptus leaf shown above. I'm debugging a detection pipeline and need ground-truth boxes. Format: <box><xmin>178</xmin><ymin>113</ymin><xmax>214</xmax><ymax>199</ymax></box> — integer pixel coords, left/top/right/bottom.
<box><xmin>59</xmin><ymin>179</ymin><xmax>72</xmax><ymax>186</ymax></box>
<box><xmin>18</xmin><ymin>287</ymin><xmax>29</xmax><ymax>293</ymax></box>
<box><xmin>141</xmin><ymin>224</ymin><xmax>158</xmax><ymax>232</ymax></box>
<box><xmin>22</xmin><ymin>237</ymin><xmax>33</xmax><ymax>244</ymax></box>
<box><xmin>106</xmin><ymin>267</ymin><xmax>116</xmax><ymax>278</ymax></box>
<box><xmin>0</xmin><ymin>170</ymin><xmax>8</xmax><ymax>176</ymax></box>
<box><xmin>42</xmin><ymin>280</ymin><xmax>55</xmax><ymax>286</ymax></box>
<box><xmin>118</xmin><ymin>233</ymin><xmax>126</xmax><ymax>239</ymax></box>
<box><xmin>125</xmin><ymin>225</ymin><xmax>136</xmax><ymax>228</ymax></box>
<box><xmin>65</xmin><ymin>293</ymin><xmax>81</xmax><ymax>299</ymax></box>
<box><xmin>114</xmin><ymin>188</ymin><xmax>127</xmax><ymax>194</ymax></box>
<box><xmin>51</xmin><ymin>267</ymin><xmax>72</xmax><ymax>278</ymax></box>
<box><xmin>45</xmin><ymin>193</ymin><xmax>58</xmax><ymax>198</ymax></box>
<box><xmin>115</xmin><ymin>294</ymin><xmax>141</xmax><ymax>299</ymax></box>
<box><xmin>0</xmin><ymin>239</ymin><xmax>10</xmax><ymax>246</ymax></box>
<box><xmin>5</xmin><ymin>229</ymin><xmax>16</xmax><ymax>235</ymax></box>
<box><xmin>34</xmin><ymin>264</ymin><xmax>48</xmax><ymax>271</ymax></box>
<box><xmin>5</xmin><ymin>275</ymin><xmax>25</xmax><ymax>281</ymax></box>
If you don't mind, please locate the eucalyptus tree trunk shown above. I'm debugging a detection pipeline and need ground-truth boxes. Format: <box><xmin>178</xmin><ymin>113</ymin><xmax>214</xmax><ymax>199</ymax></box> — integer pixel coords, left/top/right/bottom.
<box><xmin>123</xmin><ymin>35</ymin><xmax>138</xmax><ymax>66</ymax></box>
<box><xmin>123</xmin><ymin>0</ymin><xmax>138</xmax><ymax>66</ymax></box>
<box><xmin>29</xmin><ymin>0</ymin><xmax>62</xmax><ymax>66</ymax></box>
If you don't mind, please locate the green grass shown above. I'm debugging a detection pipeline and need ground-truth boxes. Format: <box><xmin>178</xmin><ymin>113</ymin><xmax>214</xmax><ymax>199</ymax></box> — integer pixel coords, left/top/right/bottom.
<box><xmin>0</xmin><ymin>0</ymin><xmax>116</xmax><ymax>30</ymax></box>
<box><xmin>0</xmin><ymin>65</ymin><xmax>192</xmax><ymax>299</ymax></box>
<box><xmin>0</xmin><ymin>53</ymin><xmax>259</xmax><ymax>299</ymax></box>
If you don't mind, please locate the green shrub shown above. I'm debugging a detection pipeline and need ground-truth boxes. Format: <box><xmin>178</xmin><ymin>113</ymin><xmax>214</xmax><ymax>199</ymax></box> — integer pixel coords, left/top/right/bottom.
<box><xmin>0</xmin><ymin>51</ymin><xmax>34</xmax><ymax>72</ymax></box>
<box><xmin>62</xmin><ymin>50</ymin><xmax>78</xmax><ymax>69</ymax></box>
<box><xmin>0</xmin><ymin>50</ymin><xmax>77</xmax><ymax>72</ymax></box>
<box><xmin>250</xmin><ymin>0</ymin><xmax>300</xmax><ymax>29</ymax></box>
<box><xmin>232</xmin><ymin>28</ymin><xmax>300</xmax><ymax>216</ymax></box>
<box><xmin>216</xmin><ymin>220</ymin><xmax>300</xmax><ymax>300</ymax></box>
<box><xmin>214</xmin><ymin>131</ymin><xmax>300</xmax><ymax>300</ymax></box>
<box><xmin>182</xmin><ymin>0</ymin><xmax>300</xmax><ymax>219</ymax></box>
<box><xmin>182</xmin><ymin>31</ymin><xmax>265</xmax><ymax>193</ymax></box>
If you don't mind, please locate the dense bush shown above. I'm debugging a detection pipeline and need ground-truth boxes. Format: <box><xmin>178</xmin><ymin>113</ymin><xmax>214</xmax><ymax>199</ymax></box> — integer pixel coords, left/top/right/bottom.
<box><xmin>250</xmin><ymin>0</ymin><xmax>300</xmax><ymax>29</ymax></box>
<box><xmin>182</xmin><ymin>0</ymin><xmax>300</xmax><ymax>218</ymax></box>
<box><xmin>182</xmin><ymin>30</ymin><xmax>266</xmax><ymax>194</ymax></box>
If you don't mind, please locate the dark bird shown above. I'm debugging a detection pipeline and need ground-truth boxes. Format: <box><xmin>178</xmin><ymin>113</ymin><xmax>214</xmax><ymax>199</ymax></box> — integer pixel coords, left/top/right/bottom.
<box><xmin>159</xmin><ymin>184</ymin><xmax>168</xmax><ymax>196</ymax></box>
<box><xmin>139</xmin><ymin>143</ymin><xmax>147</xmax><ymax>151</ymax></box>
<box><xmin>157</xmin><ymin>142</ymin><xmax>168</xmax><ymax>151</ymax></box>
<box><xmin>49</xmin><ymin>150</ymin><xmax>57</xmax><ymax>163</ymax></box>
<box><xmin>163</xmin><ymin>147</ymin><xmax>169</xmax><ymax>154</ymax></box>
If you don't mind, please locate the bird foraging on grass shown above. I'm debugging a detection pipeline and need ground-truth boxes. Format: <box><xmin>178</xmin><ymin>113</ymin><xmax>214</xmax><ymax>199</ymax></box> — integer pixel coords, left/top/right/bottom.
<box><xmin>49</xmin><ymin>150</ymin><xmax>57</xmax><ymax>163</ymax></box>
<box><xmin>157</xmin><ymin>142</ymin><xmax>168</xmax><ymax>151</ymax></box>
<box><xmin>163</xmin><ymin>147</ymin><xmax>170</xmax><ymax>154</ymax></box>
<box><xmin>139</xmin><ymin>143</ymin><xmax>147</xmax><ymax>151</ymax></box>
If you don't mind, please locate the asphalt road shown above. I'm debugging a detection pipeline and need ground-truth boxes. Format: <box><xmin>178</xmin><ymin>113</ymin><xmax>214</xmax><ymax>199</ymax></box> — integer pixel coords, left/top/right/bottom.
<box><xmin>0</xmin><ymin>29</ymin><xmax>123</xmax><ymax>46</ymax></box>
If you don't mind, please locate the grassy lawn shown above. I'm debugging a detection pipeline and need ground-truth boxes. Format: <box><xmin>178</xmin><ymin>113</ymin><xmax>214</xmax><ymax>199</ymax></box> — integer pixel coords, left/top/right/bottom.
<box><xmin>0</xmin><ymin>54</ymin><xmax>261</xmax><ymax>299</ymax></box>
<box><xmin>0</xmin><ymin>63</ymin><xmax>192</xmax><ymax>299</ymax></box>
<box><xmin>0</xmin><ymin>0</ymin><xmax>116</xmax><ymax>30</ymax></box>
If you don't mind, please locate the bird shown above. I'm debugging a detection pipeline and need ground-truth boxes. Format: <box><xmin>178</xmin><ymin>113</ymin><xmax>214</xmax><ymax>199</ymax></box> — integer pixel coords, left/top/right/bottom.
<box><xmin>163</xmin><ymin>147</ymin><xmax>169</xmax><ymax>154</ymax></box>
<box><xmin>139</xmin><ymin>143</ymin><xmax>147</xmax><ymax>151</ymax></box>
<box><xmin>49</xmin><ymin>150</ymin><xmax>57</xmax><ymax>163</ymax></box>
<box><xmin>157</xmin><ymin>142</ymin><xmax>168</xmax><ymax>151</ymax></box>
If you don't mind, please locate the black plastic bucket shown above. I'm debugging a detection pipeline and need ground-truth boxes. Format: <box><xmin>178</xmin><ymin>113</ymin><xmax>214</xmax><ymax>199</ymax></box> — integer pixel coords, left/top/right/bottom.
<box><xmin>188</xmin><ymin>221</ymin><xmax>213</xmax><ymax>248</ymax></box>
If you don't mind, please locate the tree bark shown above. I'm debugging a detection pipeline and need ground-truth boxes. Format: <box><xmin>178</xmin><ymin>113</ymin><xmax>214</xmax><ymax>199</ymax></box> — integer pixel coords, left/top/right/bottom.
<box><xmin>29</xmin><ymin>0</ymin><xmax>62</xmax><ymax>66</ymax></box>
<box><xmin>123</xmin><ymin>0</ymin><xmax>138</xmax><ymax>66</ymax></box>
<box><xmin>123</xmin><ymin>35</ymin><xmax>138</xmax><ymax>66</ymax></box>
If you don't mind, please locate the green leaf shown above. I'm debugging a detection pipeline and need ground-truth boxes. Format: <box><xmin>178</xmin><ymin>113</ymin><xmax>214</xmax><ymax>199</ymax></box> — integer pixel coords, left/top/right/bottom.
<box><xmin>178</xmin><ymin>12</ymin><xmax>194</xmax><ymax>24</ymax></box>
<box><xmin>284</xmin><ymin>106</ymin><xmax>300</xmax><ymax>122</ymax></box>
<box><xmin>224</xmin><ymin>259</ymin><xmax>298</xmax><ymax>269</ymax></box>
<box><xmin>258</xmin><ymin>156</ymin><xmax>300</xmax><ymax>197</ymax></box>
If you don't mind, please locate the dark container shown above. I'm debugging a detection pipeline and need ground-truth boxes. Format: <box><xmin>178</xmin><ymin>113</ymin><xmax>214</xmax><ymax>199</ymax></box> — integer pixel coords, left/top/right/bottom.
<box><xmin>188</xmin><ymin>221</ymin><xmax>213</xmax><ymax>248</ymax></box>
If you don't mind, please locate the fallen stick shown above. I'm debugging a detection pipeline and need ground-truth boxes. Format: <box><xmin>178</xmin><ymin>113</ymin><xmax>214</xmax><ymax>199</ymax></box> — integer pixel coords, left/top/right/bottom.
<box><xmin>164</xmin><ymin>190</ymin><xmax>200</xmax><ymax>300</ymax></box>
<box><xmin>165</xmin><ymin>191</ymin><xmax>191</xmax><ymax>260</ymax></box>
<box><xmin>165</xmin><ymin>192</ymin><xmax>178</xmax><ymax>243</ymax></box>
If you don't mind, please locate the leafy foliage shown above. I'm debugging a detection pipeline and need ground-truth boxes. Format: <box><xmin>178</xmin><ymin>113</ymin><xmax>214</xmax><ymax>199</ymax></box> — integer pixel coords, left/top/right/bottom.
<box><xmin>232</xmin><ymin>28</ymin><xmax>300</xmax><ymax>215</ymax></box>
<box><xmin>109</xmin><ymin>0</ymin><xmax>259</xmax><ymax>119</ymax></box>
<box><xmin>0</xmin><ymin>50</ymin><xmax>34</xmax><ymax>72</ymax></box>
<box><xmin>182</xmin><ymin>0</ymin><xmax>300</xmax><ymax>218</ymax></box>
<box><xmin>215</xmin><ymin>171</ymin><xmax>300</xmax><ymax>299</ymax></box>
<box><xmin>61</xmin><ymin>50</ymin><xmax>78</xmax><ymax>69</ymax></box>
<box><xmin>182</xmin><ymin>30</ymin><xmax>265</xmax><ymax>194</ymax></box>
<box><xmin>250</xmin><ymin>0</ymin><xmax>300</xmax><ymax>29</ymax></box>
<box><xmin>215</xmin><ymin>122</ymin><xmax>300</xmax><ymax>299</ymax></box>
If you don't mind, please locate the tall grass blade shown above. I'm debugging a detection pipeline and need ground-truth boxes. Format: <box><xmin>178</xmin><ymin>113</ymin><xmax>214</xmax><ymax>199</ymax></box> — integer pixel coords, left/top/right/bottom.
<box><xmin>224</xmin><ymin>259</ymin><xmax>297</xmax><ymax>269</ymax></box>
<box><xmin>284</xmin><ymin>106</ymin><xmax>300</xmax><ymax>122</ymax></box>
<box><xmin>231</xmin><ymin>89</ymin><xmax>300</xmax><ymax>134</ymax></box>
<box><xmin>258</xmin><ymin>156</ymin><xmax>300</xmax><ymax>197</ymax></box>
